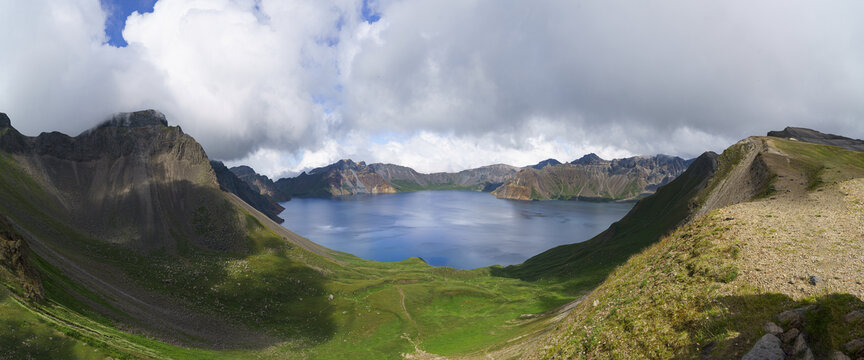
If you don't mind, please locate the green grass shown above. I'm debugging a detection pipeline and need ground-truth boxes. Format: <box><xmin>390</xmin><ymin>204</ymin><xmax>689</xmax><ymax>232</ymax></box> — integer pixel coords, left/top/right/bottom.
<box><xmin>538</xmin><ymin>213</ymin><xmax>864</xmax><ymax>359</ymax></box>
<box><xmin>0</xmin><ymin>152</ymin><xmax>573</xmax><ymax>359</ymax></box>
<box><xmin>772</xmin><ymin>138</ymin><xmax>864</xmax><ymax>188</ymax></box>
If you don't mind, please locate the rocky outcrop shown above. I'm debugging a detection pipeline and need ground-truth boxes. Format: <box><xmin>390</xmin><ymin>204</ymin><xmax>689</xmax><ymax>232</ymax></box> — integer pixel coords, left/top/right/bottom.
<box><xmin>492</xmin><ymin>154</ymin><xmax>691</xmax><ymax>201</ymax></box>
<box><xmin>768</xmin><ymin>126</ymin><xmax>864</xmax><ymax>152</ymax></box>
<box><xmin>529</xmin><ymin>159</ymin><xmax>562</xmax><ymax>169</ymax></box>
<box><xmin>92</xmin><ymin>109</ymin><xmax>169</xmax><ymax>130</ymax></box>
<box><xmin>0</xmin><ymin>214</ymin><xmax>43</xmax><ymax>301</ymax></box>
<box><xmin>211</xmin><ymin>161</ymin><xmax>284</xmax><ymax>223</ymax></box>
<box><xmin>0</xmin><ymin>110</ymin><xmax>246</xmax><ymax>253</ymax></box>
<box><xmin>229</xmin><ymin>165</ymin><xmax>289</xmax><ymax>202</ymax></box>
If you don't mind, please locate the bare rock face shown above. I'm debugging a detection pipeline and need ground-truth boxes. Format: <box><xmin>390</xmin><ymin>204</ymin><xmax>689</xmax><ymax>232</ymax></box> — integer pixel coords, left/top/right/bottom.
<box><xmin>0</xmin><ymin>110</ymin><xmax>247</xmax><ymax>253</ymax></box>
<box><xmin>94</xmin><ymin>109</ymin><xmax>169</xmax><ymax>129</ymax></box>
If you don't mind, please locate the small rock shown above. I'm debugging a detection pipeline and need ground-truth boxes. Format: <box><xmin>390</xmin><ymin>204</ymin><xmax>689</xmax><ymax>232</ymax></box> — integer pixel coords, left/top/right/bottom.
<box><xmin>764</xmin><ymin>322</ymin><xmax>784</xmax><ymax>336</ymax></box>
<box><xmin>831</xmin><ymin>351</ymin><xmax>851</xmax><ymax>360</ymax></box>
<box><xmin>328</xmin><ymin>294</ymin><xmax>334</xmax><ymax>301</ymax></box>
<box><xmin>781</xmin><ymin>328</ymin><xmax>800</xmax><ymax>344</ymax></box>
<box><xmin>743</xmin><ymin>334</ymin><xmax>785</xmax><ymax>360</ymax></box>
<box><xmin>809</xmin><ymin>275</ymin><xmax>821</xmax><ymax>286</ymax></box>
<box><xmin>778</xmin><ymin>310</ymin><xmax>803</xmax><ymax>329</ymax></box>
<box><xmin>845</xmin><ymin>310</ymin><xmax>864</xmax><ymax>324</ymax></box>
<box><xmin>592</xmin><ymin>299</ymin><xmax>599</xmax><ymax>307</ymax></box>
<box><xmin>724</xmin><ymin>217</ymin><xmax>735</xmax><ymax>221</ymax></box>
<box><xmin>793</xmin><ymin>333</ymin><xmax>809</xmax><ymax>355</ymax></box>
<box><xmin>845</xmin><ymin>338</ymin><xmax>864</xmax><ymax>355</ymax></box>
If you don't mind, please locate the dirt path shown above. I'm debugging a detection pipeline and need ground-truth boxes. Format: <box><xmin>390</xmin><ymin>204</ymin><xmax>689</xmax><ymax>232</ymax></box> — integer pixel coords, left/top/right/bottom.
<box><xmin>397</xmin><ymin>286</ymin><xmax>418</xmax><ymax>331</ymax></box>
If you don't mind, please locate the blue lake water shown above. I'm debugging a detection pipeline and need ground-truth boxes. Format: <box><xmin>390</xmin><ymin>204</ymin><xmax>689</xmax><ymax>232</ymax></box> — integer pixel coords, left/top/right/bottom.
<box><xmin>278</xmin><ymin>191</ymin><xmax>633</xmax><ymax>269</ymax></box>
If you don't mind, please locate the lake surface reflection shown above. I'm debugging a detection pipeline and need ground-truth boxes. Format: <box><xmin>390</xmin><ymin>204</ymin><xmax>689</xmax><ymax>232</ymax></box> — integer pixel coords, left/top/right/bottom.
<box><xmin>278</xmin><ymin>191</ymin><xmax>633</xmax><ymax>269</ymax></box>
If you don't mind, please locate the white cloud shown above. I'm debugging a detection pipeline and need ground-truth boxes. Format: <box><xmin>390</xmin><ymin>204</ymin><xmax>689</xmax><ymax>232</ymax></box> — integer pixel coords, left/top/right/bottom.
<box><xmin>2</xmin><ymin>0</ymin><xmax>864</xmax><ymax>178</ymax></box>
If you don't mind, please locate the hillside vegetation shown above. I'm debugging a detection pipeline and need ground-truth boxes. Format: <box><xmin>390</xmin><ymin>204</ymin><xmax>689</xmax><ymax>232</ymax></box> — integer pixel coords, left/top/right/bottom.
<box><xmin>0</xmin><ymin>112</ymin><xmax>574</xmax><ymax>359</ymax></box>
<box><xmin>525</xmin><ymin>138</ymin><xmax>864</xmax><ymax>359</ymax></box>
<box><xmin>2</xmin><ymin>109</ymin><xmax>862</xmax><ymax>360</ymax></box>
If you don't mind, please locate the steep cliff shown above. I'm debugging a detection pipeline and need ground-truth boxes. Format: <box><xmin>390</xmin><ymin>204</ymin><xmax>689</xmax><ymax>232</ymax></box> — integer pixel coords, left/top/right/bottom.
<box><xmin>229</xmin><ymin>165</ymin><xmax>290</xmax><ymax>202</ymax></box>
<box><xmin>211</xmin><ymin>161</ymin><xmax>285</xmax><ymax>223</ymax></box>
<box><xmin>0</xmin><ymin>109</ymin><xmax>244</xmax><ymax>252</ymax></box>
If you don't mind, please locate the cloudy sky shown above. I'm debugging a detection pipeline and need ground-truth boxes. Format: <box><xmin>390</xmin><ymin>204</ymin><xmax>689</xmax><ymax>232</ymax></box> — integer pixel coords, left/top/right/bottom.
<box><xmin>1</xmin><ymin>0</ymin><xmax>863</xmax><ymax>178</ymax></box>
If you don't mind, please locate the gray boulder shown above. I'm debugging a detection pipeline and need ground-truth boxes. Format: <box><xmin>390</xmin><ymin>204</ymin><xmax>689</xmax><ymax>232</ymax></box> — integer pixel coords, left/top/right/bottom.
<box><xmin>764</xmin><ymin>322</ymin><xmax>784</xmax><ymax>336</ymax></box>
<box><xmin>743</xmin><ymin>334</ymin><xmax>785</xmax><ymax>360</ymax></box>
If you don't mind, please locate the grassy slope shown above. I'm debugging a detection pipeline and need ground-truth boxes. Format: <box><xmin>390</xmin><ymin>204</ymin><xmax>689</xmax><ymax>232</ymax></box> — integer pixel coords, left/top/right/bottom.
<box><xmin>0</xmin><ymin>152</ymin><xmax>572</xmax><ymax>359</ymax></box>
<box><xmin>535</xmin><ymin>212</ymin><xmax>864</xmax><ymax>359</ymax></box>
<box><xmin>491</xmin><ymin>152</ymin><xmax>718</xmax><ymax>295</ymax></box>
<box><xmin>534</xmin><ymin>139</ymin><xmax>864</xmax><ymax>359</ymax></box>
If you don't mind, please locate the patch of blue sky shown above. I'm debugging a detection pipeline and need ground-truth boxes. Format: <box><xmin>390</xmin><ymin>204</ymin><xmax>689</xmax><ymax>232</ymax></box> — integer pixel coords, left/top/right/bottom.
<box><xmin>361</xmin><ymin>0</ymin><xmax>381</xmax><ymax>23</ymax></box>
<box><xmin>100</xmin><ymin>0</ymin><xmax>157</xmax><ymax>47</ymax></box>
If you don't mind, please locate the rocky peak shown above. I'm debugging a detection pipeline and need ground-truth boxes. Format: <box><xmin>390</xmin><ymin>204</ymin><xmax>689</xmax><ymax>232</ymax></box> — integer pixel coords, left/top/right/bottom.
<box><xmin>530</xmin><ymin>158</ymin><xmax>562</xmax><ymax>169</ymax></box>
<box><xmin>768</xmin><ymin>126</ymin><xmax>864</xmax><ymax>152</ymax></box>
<box><xmin>229</xmin><ymin>165</ymin><xmax>257</xmax><ymax>177</ymax></box>
<box><xmin>0</xmin><ymin>113</ymin><xmax>10</xmax><ymax>129</ymax></box>
<box><xmin>571</xmin><ymin>153</ymin><xmax>606</xmax><ymax>165</ymax></box>
<box><xmin>95</xmin><ymin>109</ymin><xmax>169</xmax><ymax>130</ymax></box>
<box><xmin>311</xmin><ymin>159</ymin><xmax>367</xmax><ymax>174</ymax></box>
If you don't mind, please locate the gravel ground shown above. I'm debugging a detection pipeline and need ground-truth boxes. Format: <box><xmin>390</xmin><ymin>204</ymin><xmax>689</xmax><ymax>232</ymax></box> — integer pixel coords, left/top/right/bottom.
<box><xmin>715</xmin><ymin>177</ymin><xmax>864</xmax><ymax>300</ymax></box>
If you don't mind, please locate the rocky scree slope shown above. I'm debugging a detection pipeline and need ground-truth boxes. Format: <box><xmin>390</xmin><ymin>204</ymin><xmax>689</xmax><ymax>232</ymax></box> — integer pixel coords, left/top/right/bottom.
<box><xmin>492</xmin><ymin>154</ymin><xmax>691</xmax><ymax>201</ymax></box>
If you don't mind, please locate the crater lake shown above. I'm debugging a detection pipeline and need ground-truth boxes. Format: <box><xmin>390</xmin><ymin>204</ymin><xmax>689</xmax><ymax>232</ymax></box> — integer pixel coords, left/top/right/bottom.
<box><xmin>278</xmin><ymin>190</ymin><xmax>633</xmax><ymax>269</ymax></box>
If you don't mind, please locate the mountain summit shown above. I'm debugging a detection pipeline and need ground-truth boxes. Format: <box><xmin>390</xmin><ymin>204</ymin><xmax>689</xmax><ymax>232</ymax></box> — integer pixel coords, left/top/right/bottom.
<box><xmin>768</xmin><ymin>126</ymin><xmax>864</xmax><ymax>152</ymax></box>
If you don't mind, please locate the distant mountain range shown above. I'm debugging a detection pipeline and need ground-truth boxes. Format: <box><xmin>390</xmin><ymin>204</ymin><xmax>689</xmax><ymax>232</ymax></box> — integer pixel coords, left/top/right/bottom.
<box><xmin>492</xmin><ymin>154</ymin><xmax>693</xmax><ymax>201</ymax></box>
<box><xmin>229</xmin><ymin>154</ymin><xmax>693</xmax><ymax>202</ymax></box>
